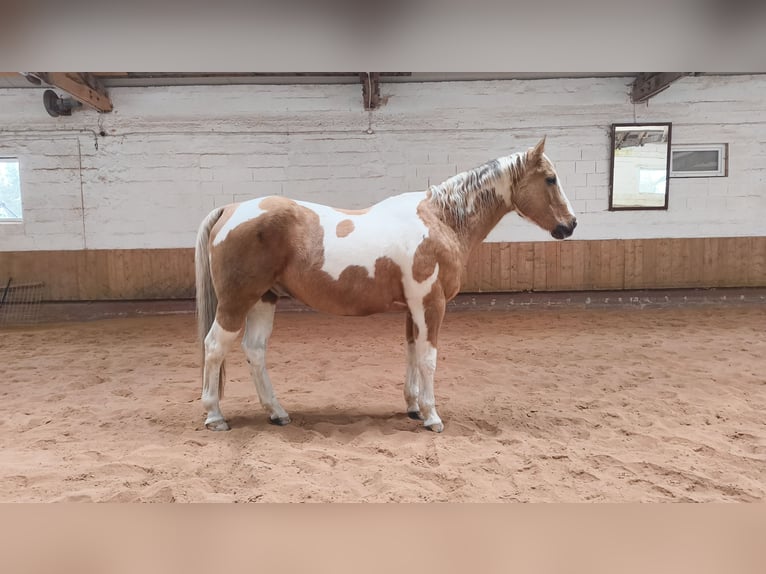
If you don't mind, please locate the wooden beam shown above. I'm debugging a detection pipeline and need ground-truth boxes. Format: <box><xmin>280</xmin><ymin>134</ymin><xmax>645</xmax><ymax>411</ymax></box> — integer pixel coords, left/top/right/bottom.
<box><xmin>36</xmin><ymin>72</ymin><xmax>113</xmax><ymax>112</ymax></box>
<box><xmin>359</xmin><ymin>72</ymin><xmax>381</xmax><ymax>110</ymax></box>
<box><xmin>631</xmin><ymin>72</ymin><xmax>691</xmax><ymax>103</ymax></box>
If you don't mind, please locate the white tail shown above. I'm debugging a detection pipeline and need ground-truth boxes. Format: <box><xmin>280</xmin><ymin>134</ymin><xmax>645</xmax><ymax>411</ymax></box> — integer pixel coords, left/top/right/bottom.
<box><xmin>195</xmin><ymin>207</ymin><xmax>225</xmax><ymax>398</ymax></box>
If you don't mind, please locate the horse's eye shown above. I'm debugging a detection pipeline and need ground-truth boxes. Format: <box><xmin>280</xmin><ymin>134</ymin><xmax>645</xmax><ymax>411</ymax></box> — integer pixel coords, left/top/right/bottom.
<box><xmin>545</xmin><ymin>176</ymin><xmax>557</xmax><ymax>185</ymax></box>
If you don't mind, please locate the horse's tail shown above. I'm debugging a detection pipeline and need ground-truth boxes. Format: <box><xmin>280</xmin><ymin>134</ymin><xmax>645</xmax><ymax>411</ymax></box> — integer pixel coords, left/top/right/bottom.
<box><xmin>195</xmin><ymin>207</ymin><xmax>226</xmax><ymax>398</ymax></box>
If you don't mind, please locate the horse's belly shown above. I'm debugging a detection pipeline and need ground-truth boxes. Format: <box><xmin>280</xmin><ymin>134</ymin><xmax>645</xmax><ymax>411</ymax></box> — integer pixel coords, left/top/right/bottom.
<box><xmin>280</xmin><ymin>262</ymin><xmax>406</xmax><ymax>317</ymax></box>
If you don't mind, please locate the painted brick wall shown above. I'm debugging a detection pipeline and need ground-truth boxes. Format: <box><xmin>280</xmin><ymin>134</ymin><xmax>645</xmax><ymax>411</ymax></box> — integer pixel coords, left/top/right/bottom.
<box><xmin>0</xmin><ymin>75</ymin><xmax>764</xmax><ymax>251</ymax></box>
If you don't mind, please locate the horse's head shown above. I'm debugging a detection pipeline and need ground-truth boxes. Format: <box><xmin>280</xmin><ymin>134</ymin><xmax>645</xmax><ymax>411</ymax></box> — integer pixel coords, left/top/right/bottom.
<box><xmin>513</xmin><ymin>137</ymin><xmax>577</xmax><ymax>240</ymax></box>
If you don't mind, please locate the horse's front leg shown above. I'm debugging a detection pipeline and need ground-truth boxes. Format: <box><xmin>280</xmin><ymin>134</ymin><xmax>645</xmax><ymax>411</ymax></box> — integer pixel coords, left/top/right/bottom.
<box><xmin>408</xmin><ymin>290</ymin><xmax>446</xmax><ymax>433</ymax></box>
<box><xmin>404</xmin><ymin>312</ymin><xmax>422</xmax><ymax>420</ymax></box>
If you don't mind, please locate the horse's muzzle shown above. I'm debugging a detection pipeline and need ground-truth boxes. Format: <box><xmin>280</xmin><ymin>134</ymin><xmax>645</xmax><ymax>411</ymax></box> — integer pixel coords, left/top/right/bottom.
<box><xmin>551</xmin><ymin>219</ymin><xmax>577</xmax><ymax>240</ymax></box>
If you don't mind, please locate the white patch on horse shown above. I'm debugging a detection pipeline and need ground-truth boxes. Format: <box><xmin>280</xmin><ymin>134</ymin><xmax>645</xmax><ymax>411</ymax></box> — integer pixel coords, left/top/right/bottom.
<box><xmin>295</xmin><ymin>193</ymin><xmax>430</xmax><ymax>281</ymax></box>
<box><xmin>543</xmin><ymin>152</ymin><xmax>574</xmax><ymax>214</ymax></box>
<box><xmin>212</xmin><ymin>199</ymin><xmax>265</xmax><ymax>246</ymax></box>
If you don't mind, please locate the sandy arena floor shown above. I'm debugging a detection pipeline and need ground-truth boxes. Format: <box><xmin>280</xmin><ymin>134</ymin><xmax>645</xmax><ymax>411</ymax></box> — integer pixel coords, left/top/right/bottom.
<box><xmin>1</xmin><ymin>305</ymin><xmax>765</xmax><ymax>502</ymax></box>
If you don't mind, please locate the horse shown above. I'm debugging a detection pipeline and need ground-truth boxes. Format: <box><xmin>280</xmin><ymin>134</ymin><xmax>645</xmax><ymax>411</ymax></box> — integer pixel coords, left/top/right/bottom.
<box><xmin>194</xmin><ymin>137</ymin><xmax>576</xmax><ymax>433</ymax></box>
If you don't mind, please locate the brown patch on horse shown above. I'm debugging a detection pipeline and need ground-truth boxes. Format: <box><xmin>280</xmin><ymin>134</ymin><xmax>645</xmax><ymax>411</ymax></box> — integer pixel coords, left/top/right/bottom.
<box><xmin>412</xmin><ymin>199</ymin><xmax>464</xmax><ymax>301</ymax></box>
<box><xmin>334</xmin><ymin>207</ymin><xmax>369</xmax><ymax>216</ymax></box>
<box><xmin>258</xmin><ymin>196</ymin><xmax>295</xmax><ymax>211</ymax></box>
<box><xmin>336</xmin><ymin>219</ymin><xmax>355</xmax><ymax>238</ymax></box>
<box><xmin>423</xmin><ymin>283</ymin><xmax>446</xmax><ymax>346</ymax></box>
<box><xmin>209</xmin><ymin>201</ymin><xmax>301</xmax><ymax>331</ymax></box>
<box><xmin>405</xmin><ymin>282</ymin><xmax>445</xmax><ymax>347</ymax></box>
<box><xmin>412</xmin><ymin>236</ymin><xmax>439</xmax><ymax>283</ymax></box>
<box><xmin>283</xmin><ymin>256</ymin><xmax>406</xmax><ymax>316</ymax></box>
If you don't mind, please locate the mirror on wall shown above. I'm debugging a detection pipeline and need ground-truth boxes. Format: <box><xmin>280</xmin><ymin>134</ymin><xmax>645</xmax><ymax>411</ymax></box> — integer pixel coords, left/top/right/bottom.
<box><xmin>609</xmin><ymin>123</ymin><xmax>671</xmax><ymax>210</ymax></box>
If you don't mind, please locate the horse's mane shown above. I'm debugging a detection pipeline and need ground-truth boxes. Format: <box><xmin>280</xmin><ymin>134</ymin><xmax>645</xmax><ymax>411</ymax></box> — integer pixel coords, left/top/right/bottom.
<box><xmin>427</xmin><ymin>153</ymin><xmax>527</xmax><ymax>226</ymax></box>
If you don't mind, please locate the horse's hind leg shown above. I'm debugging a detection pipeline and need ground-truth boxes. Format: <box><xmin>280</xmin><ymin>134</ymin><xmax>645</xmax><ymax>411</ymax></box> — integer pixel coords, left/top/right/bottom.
<box><xmin>202</xmin><ymin>319</ymin><xmax>241</xmax><ymax>431</ymax></box>
<box><xmin>242</xmin><ymin>293</ymin><xmax>290</xmax><ymax>425</ymax></box>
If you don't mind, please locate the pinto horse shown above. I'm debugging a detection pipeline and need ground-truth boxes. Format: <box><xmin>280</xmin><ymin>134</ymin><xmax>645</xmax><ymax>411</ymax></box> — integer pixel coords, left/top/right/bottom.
<box><xmin>195</xmin><ymin>137</ymin><xmax>576</xmax><ymax>432</ymax></box>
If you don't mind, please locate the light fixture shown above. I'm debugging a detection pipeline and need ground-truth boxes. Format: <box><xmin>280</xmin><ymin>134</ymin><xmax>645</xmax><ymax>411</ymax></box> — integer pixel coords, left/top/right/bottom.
<box><xmin>43</xmin><ymin>89</ymin><xmax>82</xmax><ymax>117</ymax></box>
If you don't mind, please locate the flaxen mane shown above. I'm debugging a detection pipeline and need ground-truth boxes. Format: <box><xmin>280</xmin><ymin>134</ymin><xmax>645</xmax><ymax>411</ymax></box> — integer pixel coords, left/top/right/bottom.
<box><xmin>427</xmin><ymin>153</ymin><xmax>527</xmax><ymax>228</ymax></box>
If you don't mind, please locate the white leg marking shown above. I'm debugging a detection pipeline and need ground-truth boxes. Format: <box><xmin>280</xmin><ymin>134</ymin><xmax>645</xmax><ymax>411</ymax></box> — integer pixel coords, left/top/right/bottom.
<box><xmin>404</xmin><ymin>264</ymin><xmax>443</xmax><ymax>431</ymax></box>
<box><xmin>202</xmin><ymin>320</ymin><xmax>240</xmax><ymax>431</ymax></box>
<box><xmin>415</xmin><ymin>341</ymin><xmax>442</xmax><ymax>432</ymax></box>
<box><xmin>241</xmin><ymin>300</ymin><xmax>290</xmax><ymax>424</ymax></box>
<box><xmin>405</xmin><ymin>341</ymin><xmax>421</xmax><ymax>416</ymax></box>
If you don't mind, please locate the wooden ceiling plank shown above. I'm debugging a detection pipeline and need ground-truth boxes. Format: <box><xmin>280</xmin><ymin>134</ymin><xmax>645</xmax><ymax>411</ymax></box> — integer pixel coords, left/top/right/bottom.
<box><xmin>37</xmin><ymin>72</ymin><xmax>113</xmax><ymax>112</ymax></box>
<box><xmin>631</xmin><ymin>72</ymin><xmax>691</xmax><ymax>103</ymax></box>
<box><xmin>359</xmin><ymin>72</ymin><xmax>381</xmax><ymax>110</ymax></box>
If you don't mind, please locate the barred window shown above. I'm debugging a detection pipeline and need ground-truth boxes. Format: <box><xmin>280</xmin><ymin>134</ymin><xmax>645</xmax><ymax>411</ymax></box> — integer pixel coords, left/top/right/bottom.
<box><xmin>0</xmin><ymin>159</ymin><xmax>22</xmax><ymax>221</ymax></box>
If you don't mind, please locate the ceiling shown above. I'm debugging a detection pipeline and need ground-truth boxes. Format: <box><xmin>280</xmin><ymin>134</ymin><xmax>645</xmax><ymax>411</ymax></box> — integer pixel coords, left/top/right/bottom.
<box><xmin>2</xmin><ymin>72</ymin><xmax>758</xmax><ymax>114</ymax></box>
<box><xmin>0</xmin><ymin>72</ymin><xmax>643</xmax><ymax>89</ymax></box>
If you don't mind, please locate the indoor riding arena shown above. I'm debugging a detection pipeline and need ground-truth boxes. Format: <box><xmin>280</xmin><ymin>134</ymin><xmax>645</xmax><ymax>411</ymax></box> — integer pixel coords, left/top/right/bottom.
<box><xmin>1</xmin><ymin>73</ymin><xmax>764</xmax><ymax>502</ymax></box>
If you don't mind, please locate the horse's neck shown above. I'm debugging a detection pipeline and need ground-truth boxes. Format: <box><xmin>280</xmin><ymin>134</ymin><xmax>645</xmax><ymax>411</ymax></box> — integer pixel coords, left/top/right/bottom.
<box><xmin>428</xmin><ymin>187</ymin><xmax>510</xmax><ymax>257</ymax></box>
<box><xmin>426</xmin><ymin>156</ymin><xmax>529</xmax><ymax>258</ymax></box>
<box><xmin>457</xmin><ymin>199</ymin><xmax>509</xmax><ymax>254</ymax></box>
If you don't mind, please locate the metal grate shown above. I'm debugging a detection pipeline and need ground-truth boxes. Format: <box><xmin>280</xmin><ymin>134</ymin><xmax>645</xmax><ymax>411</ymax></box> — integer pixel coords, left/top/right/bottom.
<box><xmin>0</xmin><ymin>279</ymin><xmax>45</xmax><ymax>326</ymax></box>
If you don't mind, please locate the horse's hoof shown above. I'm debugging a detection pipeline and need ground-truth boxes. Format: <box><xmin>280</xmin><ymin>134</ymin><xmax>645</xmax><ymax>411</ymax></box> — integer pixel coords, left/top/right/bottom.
<box><xmin>407</xmin><ymin>410</ymin><xmax>423</xmax><ymax>420</ymax></box>
<box><xmin>269</xmin><ymin>415</ymin><xmax>291</xmax><ymax>426</ymax></box>
<box><xmin>205</xmin><ymin>419</ymin><xmax>230</xmax><ymax>431</ymax></box>
<box><xmin>425</xmin><ymin>422</ymin><xmax>444</xmax><ymax>433</ymax></box>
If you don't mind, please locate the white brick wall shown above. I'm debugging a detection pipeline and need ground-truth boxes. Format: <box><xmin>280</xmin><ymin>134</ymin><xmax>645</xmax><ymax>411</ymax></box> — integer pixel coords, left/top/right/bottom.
<box><xmin>0</xmin><ymin>75</ymin><xmax>764</xmax><ymax>251</ymax></box>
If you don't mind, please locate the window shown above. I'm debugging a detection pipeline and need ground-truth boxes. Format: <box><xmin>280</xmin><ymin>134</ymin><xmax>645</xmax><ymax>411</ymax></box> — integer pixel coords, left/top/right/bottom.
<box><xmin>0</xmin><ymin>159</ymin><xmax>22</xmax><ymax>221</ymax></box>
<box><xmin>639</xmin><ymin>168</ymin><xmax>668</xmax><ymax>196</ymax></box>
<box><xmin>670</xmin><ymin>144</ymin><xmax>727</xmax><ymax>177</ymax></box>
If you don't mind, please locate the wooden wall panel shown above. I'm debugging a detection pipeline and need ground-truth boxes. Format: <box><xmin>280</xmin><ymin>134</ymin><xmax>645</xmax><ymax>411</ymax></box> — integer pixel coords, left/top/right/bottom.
<box><xmin>498</xmin><ymin>243</ymin><xmax>511</xmax><ymax>291</ymax></box>
<box><xmin>462</xmin><ymin>236</ymin><xmax>766</xmax><ymax>294</ymax></box>
<box><xmin>0</xmin><ymin>249</ymin><xmax>195</xmax><ymax>301</ymax></box>
<box><xmin>748</xmin><ymin>236</ymin><xmax>766</xmax><ymax>285</ymax></box>
<box><xmin>513</xmin><ymin>243</ymin><xmax>535</xmax><ymax>291</ymax></box>
<box><xmin>1</xmin><ymin>237</ymin><xmax>765</xmax><ymax>301</ymax></box>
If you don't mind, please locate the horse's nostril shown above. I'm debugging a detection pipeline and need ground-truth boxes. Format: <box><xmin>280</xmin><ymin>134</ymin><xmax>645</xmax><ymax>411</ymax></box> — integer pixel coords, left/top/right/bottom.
<box><xmin>552</xmin><ymin>222</ymin><xmax>576</xmax><ymax>240</ymax></box>
<box><xmin>571</xmin><ymin>218</ymin><xmax>577</xmax><ymax>230</ymax></box>
<box><xmin>552</xmin><ymin>224</ymin><xmax>569</xmax><ymax>240</ymax></box>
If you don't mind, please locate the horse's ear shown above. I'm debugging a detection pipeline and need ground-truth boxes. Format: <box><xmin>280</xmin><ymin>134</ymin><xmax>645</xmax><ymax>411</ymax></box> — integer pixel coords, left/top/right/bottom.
<box><xmin>527</xmin><ymin>136</ymin><xmax>546</xmax><ymax>165</ymax></box>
